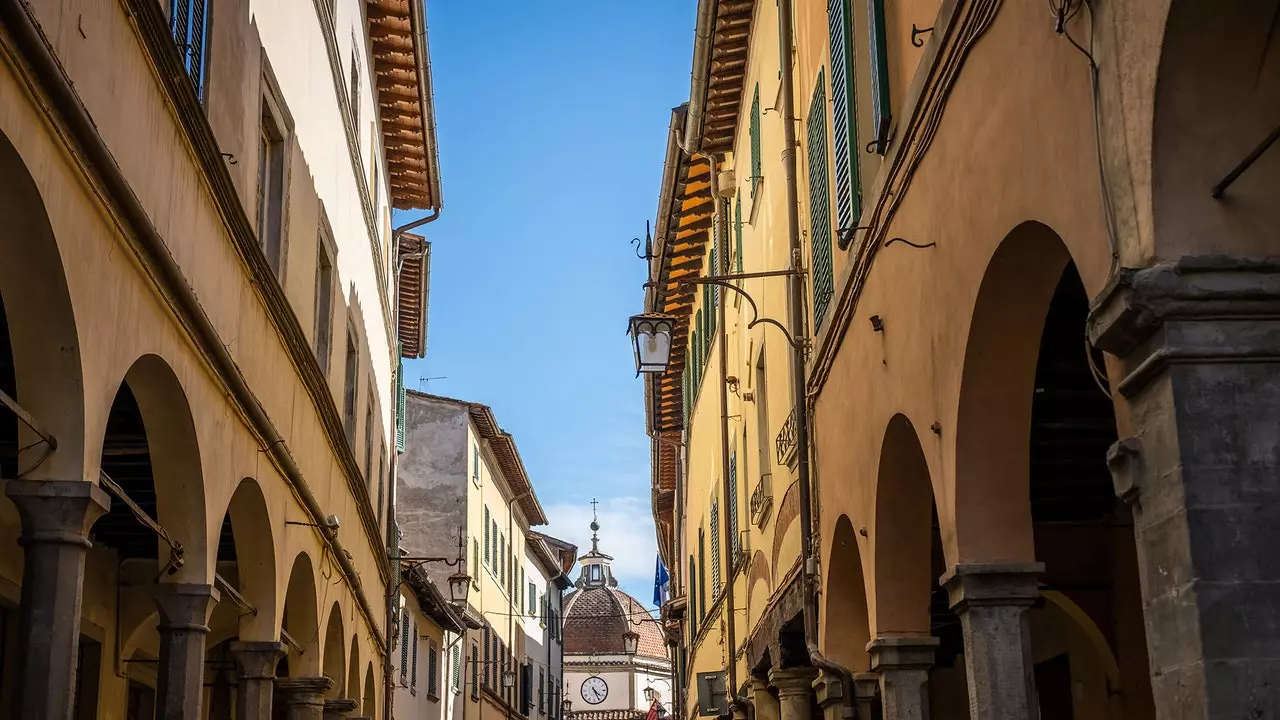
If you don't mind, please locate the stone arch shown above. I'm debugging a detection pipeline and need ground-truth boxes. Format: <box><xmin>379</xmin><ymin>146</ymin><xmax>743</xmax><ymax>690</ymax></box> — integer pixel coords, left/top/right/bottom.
<box><xmin>952</xmin><ymin>221</ymin><xmax>1072</xmax><ymax>565</ymax></box>
<box><xmin>770</xmin><ymin>481</ymin><xmax>799</xmax><ymax>572</ymax></box>
<box><xmin>347</xmin><ymin>635</ymin><xmax>362</xmax><ymax>703</ymax></box>
<box><xmin>871</xmin><ymin>413</ymin><xmax>934</xmax><ymax>635</ymax></box>
<box><xmin>93</xmin><ymin>353</ymin><xmax>209</xmax><ymax>582</ymax></box>
<box><xmin>1149</xmin><ymin>1</ymin><xmax>1280</xmax><ymax>259</ymax></box>
<box><xmin>745</xmin><ymin>549</ymin><xmax>771</xmax><ymax>601</ymax></box>
<box><xmin>0</xmin><ymin>129</ymin><xmax>85</xmax><ymax>482</ymax></box>
<box><xmin>282</xmin><ymin>552</ymin><xmax>321</xmax><ymax>676</ymax></box>
<box><xmin>821</xmin><ymin>515</ymin><xmax>871</xmax><ymax>672</ymax></box>
<box><xmin>363</xmin><ymin>662</ymin><xmax>377</xmax><ymax>716</ymax></box>
<box><xmin>219</xmin><ymin>477</ymin><xmax>278</xmax><ymax>639</ymax></box>
<box><xmin>323</xmin><ymin>602</ymin><xmax>346</xmax><ymax>697</ymax></box>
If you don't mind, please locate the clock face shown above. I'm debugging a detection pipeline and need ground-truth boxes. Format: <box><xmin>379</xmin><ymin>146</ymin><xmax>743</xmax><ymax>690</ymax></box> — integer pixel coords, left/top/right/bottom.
<box><xmin>581</xmin><ymin>676</ymin><xmax>609</xmax><ymax>705</ymax></box>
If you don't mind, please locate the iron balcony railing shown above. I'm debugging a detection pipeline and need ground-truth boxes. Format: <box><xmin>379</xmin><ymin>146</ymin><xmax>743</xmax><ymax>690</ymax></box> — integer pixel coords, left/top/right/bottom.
<box><xmin>750</xmin><ymin>472</ymin><xmax>773</xmax><ymax>528</ymax></box>
<box><xmin>775</xmin><ymin>405</ymin><xmax>799</xmax><ymax>466</ymax></box>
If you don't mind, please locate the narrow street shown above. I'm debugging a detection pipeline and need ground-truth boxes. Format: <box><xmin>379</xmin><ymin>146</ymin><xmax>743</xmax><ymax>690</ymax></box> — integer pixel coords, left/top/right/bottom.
<box><xmin>0</xmin><ymin>1</ymin><xmax>1276</xmax><ymax>719</ymax></box>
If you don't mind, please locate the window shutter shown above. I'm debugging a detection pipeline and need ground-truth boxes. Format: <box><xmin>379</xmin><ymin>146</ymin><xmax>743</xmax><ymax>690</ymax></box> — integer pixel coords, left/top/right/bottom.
<box><xmin>734</xmin><ymin>199</ymin><xmax>744</xmax><ymax>273</ymax></box>
<box><xmin>484</xmin><ymin>507</ymin><xmax>491</xmax><ymax>565</ymax></box>
<box><xmin>429</xmin><ymin>641</ymin><xmax>439</xmax><ymax>695</ymax></box>
<box><xmin>828</xmin><ymin>0</ymin><xmax>861</xmax><ymax>248</ymax></box>
<box><xmin>188</xmin><ymin>0</ymin><xmax>207</xmax><ymax>96</ymax></box>
<box><xmin>473</xmin><ymin>538</ymin><xmax>480</xmax><ymax>576</ymax></box>
<box><xmin>710</xmin><ymin>500</ymin><xmax>722</xmax><ymax>595</ymax></box>
<box><xmin>688</xmin><ymin>554</ymin><xmax>698</xmax><ymax>637</ymax></box>
<box><xmin>867</xmin><ymin>0</ymin><xmax>892</xmax><ymax>153</ymax></box>
<box><xmin>473</xmin><ymin>642</ymin><xmax>481</xmax><ymax>697</ymax></box>
<box><xmin>400</xmin><ymin>611</ymin><xmax>411</xmax><ymax>683</ymax></box>
<box><xmin>749</xmin><ymin>85</ymin><xmax>762</xmax><ymax>198</ymax></box>
<box><xmin>453</xmin><ymin>644</ymin><xmax>462</xmax><ymax>692</ymax></box>
<box><xmin>395</xmin><ymin>355</ymin><xmax>406</xmax><ymax>452</ymax></box>
<box><xmin>697</xmin><ymin>529</ymin><xmax>707</xmax><ymax>617</ymax></box>
<box><xmin>411</xmin><ymin>624</ymin><xmax>419</xmax><ymax>689</ymax></box>
<box><xmin>807</xmin><ymin>70</ymin><xmax>836</xmax><ymax>327</ymax></box>
<box><xmin>729</xmin><ymin>452</ymin><xmax>740</xmax><ymax>558</ymax></box>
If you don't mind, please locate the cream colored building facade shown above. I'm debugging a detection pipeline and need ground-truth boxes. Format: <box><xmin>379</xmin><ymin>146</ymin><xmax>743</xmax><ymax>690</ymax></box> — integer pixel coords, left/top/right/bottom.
<box><xmin>647</xmin><ymin>2</ymin><xmax>1279</xmax><ymax>720</ymax></box>
<box><xmin>0</xmin><ymin>0</ymin><xmax>439</xmax><ymax>717</ymax></box>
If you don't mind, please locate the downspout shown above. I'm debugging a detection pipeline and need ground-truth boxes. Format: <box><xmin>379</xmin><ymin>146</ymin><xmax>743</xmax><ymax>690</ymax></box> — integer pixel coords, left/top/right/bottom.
<box><xmin>507</xmin><ymin>490</ymin><xmax>532</xmax><ymax>720</ymax></box>
<box><xmin>386</xmin><ymin>208</ymin><xmax>441</xmax><ymax>720</ymax></box>
<box><xmin>775</xmin><ymin>0</ymin><xmax>856</xmax><ymax>717</ymax></box>
<box><xmin>680</xmin><ymin>0</ymin><xmax>718</xmax><ymax>155</ymax></box>
<box><xmin>0</xmin><ymin>0</ymin><xmax>388</xmax><ymax>652</ymax></box>
<box><xmin>712</xmin><ymin>166</ymin><xmax>750</xmax><ymax>716</ymax></box>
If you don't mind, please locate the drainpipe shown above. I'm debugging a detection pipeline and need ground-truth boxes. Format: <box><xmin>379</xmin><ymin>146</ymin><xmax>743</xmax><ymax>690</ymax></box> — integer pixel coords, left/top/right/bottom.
<box><xmin>680</xmin><ymin>0</ymin><xmax>718</xmax><ymax>155</ymax></box>
<box><xmin>0</xmin><ymin>0</ymin><xmax>388</xmax><ymax>655</ymax></box>
<box><xmin>775</xmin><ymin>0</ymin><xmax>856</xmax><ymax>717</ymax></box>
<box><xmin>712</xmin><ymin>167</ymin><xmax>750</xmax><ymax>716</ymax></box>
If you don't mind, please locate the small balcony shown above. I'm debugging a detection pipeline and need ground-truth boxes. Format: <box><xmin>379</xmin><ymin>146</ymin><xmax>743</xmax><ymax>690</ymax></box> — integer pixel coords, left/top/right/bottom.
<box><xmin>775</xmin><ymin>405</ymin><xmax>799</xmax><ymax>467</ymax></box>
<box><xmin>750</xmin><ymin>472</ymin><xmax>773</xmax><ymax>528</ymax></box>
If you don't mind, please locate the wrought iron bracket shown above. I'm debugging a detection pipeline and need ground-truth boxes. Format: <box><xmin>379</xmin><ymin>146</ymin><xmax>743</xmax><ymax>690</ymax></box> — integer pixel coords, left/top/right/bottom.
<box><xmin>911</xmin><ymin>24</ymin><xmax>934</xmax><ymax>47</ymax></box>
<box><xmin>680</xmin><ymin>271</ymin><xmax>809</xmax><ymax>350</ymax></box>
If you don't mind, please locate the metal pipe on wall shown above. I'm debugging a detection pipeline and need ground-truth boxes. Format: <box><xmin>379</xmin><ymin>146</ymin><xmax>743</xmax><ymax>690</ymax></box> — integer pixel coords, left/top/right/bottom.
<box><xmin>775</xmin><ymin>0</ymin><xmax>857</xmax><ymax>715</ymax></box>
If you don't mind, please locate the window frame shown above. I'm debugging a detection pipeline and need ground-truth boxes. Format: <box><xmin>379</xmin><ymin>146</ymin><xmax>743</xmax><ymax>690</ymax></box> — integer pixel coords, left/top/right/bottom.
<box><xmin>313</xmin><ymin>218</ymin><xmax>337</xmax><ymax>374</ymax></box>
<box><xmin>256</xmin><ymin>58</ymin><xmax>293</xmax><ymax>277</ymax></box>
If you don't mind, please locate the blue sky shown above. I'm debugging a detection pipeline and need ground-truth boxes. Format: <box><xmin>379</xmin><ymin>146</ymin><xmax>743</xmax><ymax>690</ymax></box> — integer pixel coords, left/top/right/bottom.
<box><xmin>396</xmin><ymin>1</ymin><xmax>695</xmax><ymax>606</ymax></box>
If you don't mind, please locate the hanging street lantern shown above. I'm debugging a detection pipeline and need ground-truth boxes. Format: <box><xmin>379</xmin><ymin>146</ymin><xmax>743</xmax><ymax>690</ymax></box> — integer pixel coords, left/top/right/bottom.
<box><xmin>447</xmin><ymin>571</ymin><xmax>471</xmax><ymax>605</ymax></box>
<box><xmin>644</xmin><ymin>686</ymin><xmax>658</xmax><ymax>703</ymax></box>
<box><xmin>628</xmin><ymin>314</ymin><xmax>676</xmax><ymax>375</ymax></box>
<box><xmin>622</xmin><ymin>629</ymin><xmax>641</xmax><ymax>656</ymax></box>
<box><xmin>502</xmin><ymin>669</ymin><xmax>517</xmax><ymax>689</ymax></box>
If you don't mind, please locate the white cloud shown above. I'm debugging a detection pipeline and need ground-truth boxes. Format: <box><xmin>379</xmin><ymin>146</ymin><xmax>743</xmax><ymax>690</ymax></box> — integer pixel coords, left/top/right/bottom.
<box><xmin>542</xmin><ymin>495</ymin><xmax>658</xmax><ymax>607</ymax></box>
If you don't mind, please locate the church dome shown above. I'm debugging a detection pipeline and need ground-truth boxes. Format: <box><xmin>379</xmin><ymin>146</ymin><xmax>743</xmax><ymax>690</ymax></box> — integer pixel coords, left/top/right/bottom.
<box><xmin>561</xmin><ymin>522</ymin><xmax>668</xmax><ymax>659</ymax></box>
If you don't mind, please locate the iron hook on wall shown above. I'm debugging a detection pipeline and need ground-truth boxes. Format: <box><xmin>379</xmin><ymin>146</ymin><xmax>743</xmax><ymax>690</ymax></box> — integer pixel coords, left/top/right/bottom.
<box><xmin>911</xmin><ymin>24</ymin><xmax>934</xmax><ymax>47</ymax></box>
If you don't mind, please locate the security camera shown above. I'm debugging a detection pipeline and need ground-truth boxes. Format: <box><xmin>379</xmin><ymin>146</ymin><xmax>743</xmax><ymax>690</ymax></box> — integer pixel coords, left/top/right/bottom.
<box><xmin>325</xmin><ymin>514</ymin><xmax>341</xmax><ymax>530</ymax></box>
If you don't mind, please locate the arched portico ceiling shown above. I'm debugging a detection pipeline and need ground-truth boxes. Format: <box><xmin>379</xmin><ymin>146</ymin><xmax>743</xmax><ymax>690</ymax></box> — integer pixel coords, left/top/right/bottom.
<box><xmin>363</xmin><ymin>662</ymin><xmax>377</xmax><ymax>716</ymax></box>
<box><xmin>952</xmin><ymin>222</ymin><xmax>1071</xmax><ymax>565</ymax></box>
<box><xmin>821</xmin><ymin>515</ymin><xmax>871</xmax><ymax>672</ymax></box>
<box><xmin>323</xmin><ymin>602</ymin><xmax>346</xmax><ymax>697</ymax></box>
<box><xmin>348</xmin><ymin>635</ymin><xmax>362</xmax><ymax>703</ymax></box>
<box><xmin>94</xmin><ymin>353</ymin><xmax>208</xmax><ymax>581</ymax></box>
<box><xmin>283</xmin><ymin>551</ymin><xmax>321</xmax><ymax>676</ymax></box>
<box><xmin>217</xmin><ymin>477</ymin><xmax>278</xmax><ymax>638</ymax></box>
<box><xmin>871</xmin><ymin>414</ymin><xmax>934</xmax><ymax>636</ymax></box>
<box><xmin>0</xmin><ymin>130</ymin><xmax>85</xmax><ymax>482</ymax></box>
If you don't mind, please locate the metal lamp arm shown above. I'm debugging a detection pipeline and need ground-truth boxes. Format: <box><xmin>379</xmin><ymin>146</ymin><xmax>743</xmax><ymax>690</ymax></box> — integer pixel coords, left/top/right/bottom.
<box><xmin>690</xmin><ymin>279</ymin><xmax>807</xmax><ymax>350</ymax></box>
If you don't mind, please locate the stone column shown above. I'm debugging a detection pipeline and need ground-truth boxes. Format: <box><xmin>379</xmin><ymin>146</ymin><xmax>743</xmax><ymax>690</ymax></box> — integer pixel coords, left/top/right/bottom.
<box><xmin>276</xmin><ymin>676</ymin><xmax>334</xmax><ymax>720</ymax></box>
<box><xmin>941</xmin><ymin>563</ymin><xmax>1040</xmax><ymax>720</ymax></box>
<box><xmin>153</xmin><ymin>583</ymin><xmax>220</xmax><ymax>719</ymax></box>
<box><xmin>1088</xmin><ymin>259</ymin><xmax>1280</xmax><ymax>719</ymax></box>
<box><xmin>231</xmin><ymin>640</ymin><xmax>286</xmax><ymax>719</ymax></box>
<box><xmin>853</xmin><ymin>673</ymin><xmax>879</xmax><ymax>720</ymax></box>
<box><xmin>770</xmin><ymin>668</ymin><xmax>818</xmax><ymax>720</ymax></box>
<box><xmin>751</xmin><ymin>676</ymin><xmax>780</xmax><ymax>720</ymax></box>
<box><xmin>4</xmin><ymin>480</ymin><xmax>110</xmax><ymax>720</ymax></box>
<box><xmin>812</xmin><ymin>670</ymin><xmax>847</xmax><ymax>720</ymax></box>
<box><xmin>868</xmin><ymin>636</ymin><xmax>938</xmax><ymax>720</ymax></box>
<box><xmin>323</xmin><ymin>698</ymin><xmax>359</xmax><ymax>718</ymax></box>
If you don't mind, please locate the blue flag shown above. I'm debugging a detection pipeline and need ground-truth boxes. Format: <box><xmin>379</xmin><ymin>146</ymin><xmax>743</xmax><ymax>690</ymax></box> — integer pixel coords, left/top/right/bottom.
<box><xmin>652</xmin><ymin>555</ymin><xmax>670</xmax><ymax>606</ymax></box>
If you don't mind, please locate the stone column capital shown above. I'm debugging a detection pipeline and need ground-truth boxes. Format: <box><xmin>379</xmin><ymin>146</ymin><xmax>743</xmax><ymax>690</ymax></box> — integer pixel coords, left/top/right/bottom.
<box><xmin>867</xmin><ymin>636</ymin><xmax>938</xmax><ymax>671</ymax></box>
<box><xmin>323</xmin><ymin>698</ymin><xmax>360</xmax><ymax>718</ymax></box>
<box><xmin>811</xmin><ymin>671</ymin><xmax>843</xmax><ymax>708</ymax></box>
<box><xmin>153</xmin><ymin>582</ymin><xmax>220</xmax><ymax>632</ymax></box>
<box><xmin>5</xmin><ymin>479</ymin><xmax>110</xmax><ymax>545</ymax></box>
<box><xmin>277</xmin><ymin>675</ymin><xmax>335</xmax><ymax>704</ymax></box>
<box><xmin>769</xmin><ymin>667</ymin><xmax>818</xmax><ymax>697</ymax></box>
<box><xmin>231</xmin><ymin>640</ymin><xmax>287</xmax><ymax>679</ymax></box>
<box><xmin>940</xmin><ymin>563</ymin><xmax>1042</xmax><ymax>612</ymax></box>
<box><xmin>851</xmin><ymin>673</ymin><xmax>878</xmax><ymax>702</ymax></box>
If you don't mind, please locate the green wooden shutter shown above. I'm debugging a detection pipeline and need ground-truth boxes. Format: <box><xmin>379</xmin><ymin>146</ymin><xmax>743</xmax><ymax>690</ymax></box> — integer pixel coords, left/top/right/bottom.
<box><xmin>688</xmin><ymin>554</ymin><xmax>698</xmax><ymax>637</ymax></box>
<box><xmin>828</xmin><ymin>0</ymin><xmax>861</xmax><ymax>248</ymax></box>
<box><xmin>395</xmin><ymin>355</ymin><xmax>406</xmax><ymax>452</ymax></box>
<box><xmin>697</xmin><ymin>529</ymin><xmax>707</xmax><ymax>618</ymax></box>
<box><xmin>484</xmin><ymin>506</ymin><xmax>491</xmax><ymax>564</ymax></box>
<box><xmin>710</xmin><ymin>500</ymin><xmax>722</xmax><ymax>595</ymax></box>
<box><xmin>728</xmin><ymin>451</ymin><xmax>740</xmax><ymax>557</ymax></box>
<box><xmin>807</xmin><ymin>70</ymin><xmax>836</xmax><ymax>327</ymax></box>
<box><xmin>749</xmin><ymin>85</ymin><xmax>762</xmax><ymax>198</ymax></box>
<box><xmin>867</xmin><ymin>0</ymin><xmax>892</xmax><ymax>153</ymax></box>
<box><xmin>734</xmin><ymin>198</ymin><xmax>744</xmax><ymax>273</ymax></box>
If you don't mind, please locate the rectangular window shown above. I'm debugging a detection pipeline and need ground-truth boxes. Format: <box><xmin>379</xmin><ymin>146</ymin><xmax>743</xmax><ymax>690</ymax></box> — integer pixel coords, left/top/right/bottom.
<box><xmin>528</xmin><ymin>582</ymin><xmax>537</xmax><ymax>614</ymax></box>
<box><xmin>867</xmin><ymin>0</ymin><xmax>892</xmax><ymax>153</ymax></box>
<box><xmin>473</xmin><ymin>442</ymin><xmax>481</xmax><ymax>484</ymax></box>
<box><xmin>256</xmin><ymin>103</ymin><xmax>286</xmax><ymax>273</ymax></box>
<box><xmin>734</xmin><ymin>197</ymin><xmax>744</xmax><ymax>273</ymax></box>
<box><xmin>729</xmin><ymin>451</ymin><xmax>740</xmax><ymax>558</ymax></box>
<box><xmin>500</xmin><ymin>535</ymin><xmax>506</xmax><ymax>585</ymax></box>
<box><xmin>483</xmin><ymin>627</ymin><xmax>492</xmax><ymax>688</ymax></box>
<box><xmin>473</xmin><ymin>538</ymin><xmax>480</xmax><ymax>578</ymax></box>
<box><xmin>313</xmin><ymin>233</ymin><xmax>335</xmax><ymax>373</ymax></box>
<box><xmin>471</xmin><ymin>642</ymin><xmax>480</xmax><ymax>699</ymax></box>
<box><xmin>350</xmin><ymin>50</ymin><xmax>361</xmax><ymax>128</ymax></box>
<box><xmin>491</xmin><ymin>519</ymin><xmax>498</xmax><ymax>567</ymax></box>
<box><xmin>364</xmin><ymin>383</ymin><xmax>375</xmax><ymax>484</ymax></box>
<box><xmin>343</xmin><ymin>327</ymin><xmax>358</xmax><ymax>444</ymax></box>
<box><xmin>400</xmin><ymin>610</ymin><xmax>410</xmax><ymax>684</ymax></box>
<box><xmin>428</xmin><ymin>640</ymin><xmax>439</xmax><ymax>697</ymax></box>
<box><xmin>698</xmin><ymin>528</ymin><xmax>707</xmax><ymax>619</ymax></box>
<box><xmin>169</xmin><ymin>0</ymin><xmax>209</xmax><ymax>97</ymax></box>
<box><xmin>539</xmin><ymin>667</ymin><xmax>546</xmax><ymax>713</ymax></box>
<box><xmin>755</xmin><ymin>348</ymin><xmax>771</xmax><ymax>475</ymax></box>
<box><xmin>828</xmin><ymin>0</ymin><xmax>862</xmax><ymax>248</ymax></box>
<box><xmin>452</xmin><ymin>644</ymin><xmax>462</xmax><ymax>693</ymax></box>
<box><xmin>395</xmin><ymin>356</ymin><xmax>406</xmax><ymax>453</ymax></box>
<box><xmin>688</xmin><ymin>553</ymin><xmax>698</xmax><ymax>637</ymax></box>
<box><xmin>807</xmin><ymin>69</ymin><xmax>836</xmax><ymax>327</ymax></box>
<box><xmin>377</xmin><ymin>442</ymin><xmax>386</xmax><ymax>526</ymax></box>
<box><xmin>710</xmin><ymin>499</ymin><xmax>722</xmax><ymax>596</ymax></box>
<box><xmin>411</xmin><ymin>621</ymin><xmax>419</xmax><ymax>691</ymax></box>
<box><xmin>749</xmin><ymin>84</ymin><xmax>762</xmax><ymax>198</ymax></box>
<box><xmin>484</xmin><ymin>506</ymin><xmax>491</xmax><ymax>566</ymax></box>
